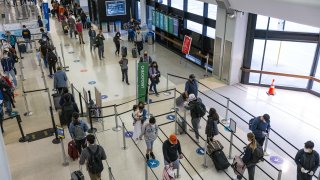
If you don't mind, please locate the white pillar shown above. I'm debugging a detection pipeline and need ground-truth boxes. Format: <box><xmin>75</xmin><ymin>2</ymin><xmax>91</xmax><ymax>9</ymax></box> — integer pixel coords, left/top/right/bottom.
<box><xmin>140</xmin><ymin>0</ymin><xmax>147</xmax><ymax>26</ymax></box>
<box><xmin>0</xmin><ymin>134</ymin><xmax>12</xmax><ymax>180</ymax></box>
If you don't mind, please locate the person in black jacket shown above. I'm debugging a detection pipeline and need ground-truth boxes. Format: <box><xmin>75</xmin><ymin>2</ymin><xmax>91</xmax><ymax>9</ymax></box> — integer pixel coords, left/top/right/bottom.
<box><xmin>88</xmin><ymin>26</ymin><xmax>96</xmax><ymax>52</ymax></box>
<box><xmin>148</xmin><ymin>61</ymin><xmax>160</xmax><ymax>96</ymax></box>
<box><xmin>59</xmin><ymin>88</ymin><xmax>75</xmax><ymax>106</ymax></box>
<box><xmin>295</xmin><ymin>141</ymin><xmax>319</xmax><ymax>180</ymax></box>
<box><xmin>205</xmin><ymin>108</ymin><xmax>219</xmax><ymax>142</ymax></box>
<box><xmin>185</xmin><ymin>94</ymin><xmax>202</xmax><ymax>144</ymax></box>
<box><xmin>1</xmin><ymin>52</ymin><xmax>17</xmax><ymax>87</ymax></box>
<box><xmin>162</xmin><ymin>134</ymin><xmax>183</xmax><ymax>170</ymax></box>
<box><xmin>113</xmin><ymin>32</ymin><xmax>121</xmax><ymax>56</ymax></box>
<box><xmin>61</xmin><ymin>95</ymin><xmax>79</xmax><ymax>127</ymax></box>
<box><xmin>47</xmin><ymin>49</ymin><xmax>57</xmax><ymax>78</ymax></box>
<box><xmin>185</xmin><ymin>74</ymin><xmax>198</xmax><ymax>97</ymax></box>
<box><xmin>22</xmin><ymin>25</ymin><xmax>32</xmax><ymax>50</ymax></box>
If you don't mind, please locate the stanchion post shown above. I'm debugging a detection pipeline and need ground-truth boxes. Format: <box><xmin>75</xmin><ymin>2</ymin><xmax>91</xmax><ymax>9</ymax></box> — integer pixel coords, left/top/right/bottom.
<box><xmin>176</xmin><ymin>166</ymin><xmax>180</xmax><ymax>178</ymax></box>
<box><xmin>60</xmin><ymin>43</ymin><xmax>69</xmax><ymax>71</ymax></box>
<box><xmin>112</xmin><ymin>105</ymin><xmax>121</xmax><ymax>131</ymax></box>
<box><xmin>264</xmin><ymin>131</ymin><xmax>270</xmax><ymax>156</ymax></box>
<box><xmin>49</xmin><ymin>106</ymin><xmax>61</xmax><ymax>144</ymax></box>
<box><xmin>221</xmin><ymin>98</ymin><xmax>230</xmax><ymax>124</ymax></box>
<box><xmin>202</xmin><ymin>137</ymin><xmax>208</xmax><ymax>168</ymax></box>
<box><xmin>87</xmin><ymin>91</ymin><xmax>97</xmax><ymax>133</ymax></box>
<box><xmin>277</xmin><ymin>169</ymin><xmax>282</xmax><ymax>180</ymax></box>
<box><xmin>147</xmin><ymin>96</ymin><xmax>150</xmax><ymax>117</ymax></box>
<box><xmin>145</xmin><ymin>162</ymin><xmax>148</xmax><ymax>180</ymax></box>
<box><xmin>122</xmin><ymin>122</ymin><xmax>126</xmax><ymax>150</ymax></box>
<box><xmin>16</xmin><ymin>115</ymin><xmax>29</xmax><ymax>143</ymax></box>
<box><xmin>108</xmin><ymin>167</ymin><xmax>112</xmax><ymax>180</ymax></box>
<box><xmin>79</xmin><ymin>92</ymin><xmax>84</xmax><ymax>116</ymax></box>
<box><xmin>60</xmin><ymin>138</ymin><xmax>69</xmax><ymax>166</ymax></box>
<box><xmin>20</xmin><ymin>60</ymin><xmax>31</xmax><ymax>116</ymax></box>
<box><xmin>70</xmin><ymin>83</ymin><xmax>75</xmax><ymax>98</ymax></box>
<box><xmin>173</xmin><ymin>89</ymin><xmax>178</xmax><ymax>134</ymax></box>
<box><xmin>163</xmin><ymin>74</ymin><xmax>171</xmax><ymax>96</ymax></box>
<box><xmin>204</xmin><ymin>54</ymin><xmax>209</xmax><ymax>77</ymax></box>
<box><xmin>228</xmin><ymin>129</ymin><xmax>234</xmax><ymax>159</ymax></box>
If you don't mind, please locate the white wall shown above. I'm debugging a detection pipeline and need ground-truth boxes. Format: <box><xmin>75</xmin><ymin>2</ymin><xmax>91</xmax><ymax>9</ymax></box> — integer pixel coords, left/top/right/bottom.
<box><xmin>0</xmin><ymin>134</ymin><xmax>12</xmax><ymax>180</ymax></box>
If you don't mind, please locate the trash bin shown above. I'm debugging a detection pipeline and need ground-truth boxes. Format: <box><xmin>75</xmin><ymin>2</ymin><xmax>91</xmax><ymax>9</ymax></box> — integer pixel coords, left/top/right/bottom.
<box><xmin>147</xmin><ymin>32</ymin><xmax>154</xmax><ymax>45</ymax></box>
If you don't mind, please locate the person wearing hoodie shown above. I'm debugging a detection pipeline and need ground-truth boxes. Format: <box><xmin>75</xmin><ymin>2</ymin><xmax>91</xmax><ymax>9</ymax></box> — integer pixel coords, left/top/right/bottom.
<box><xmin>140</xmin><ymin>117</ymin><xmax>158</xmax><ymax>160</ymax></box>
<box><xmin>205</xmin><ymin>108</ymin><xmax>219</xmax><ymax>142</ymax></box>
<box><xmin>53</xmin><ymin>66</ymin><xmax>68</xmax><ymax>94</ymax></box>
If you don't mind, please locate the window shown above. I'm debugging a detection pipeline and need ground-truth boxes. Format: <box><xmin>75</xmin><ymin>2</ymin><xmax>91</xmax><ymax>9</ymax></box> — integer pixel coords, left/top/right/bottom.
<box><xmin>208</xmin><ymin>4</ymin><xmax>217</xmax><ymax>19</ymax></box>
<box><xmin>157</xmin><ymin>0</ymin><xmax>168</xmax><ymax>5</ymax></box>
<box><xmin>256</xmin><ymin>15</ymin><xmax>268</xmax><ymax>30</ymax></box>
<box><xmin>268</xmin><ymin>17</ymin><xmax>319</xmax><ymax>33</ymax></box>
<box><xmin>188</xmin><ymin>0</ymin><xmax>204</xmax><ymax>16</ymax></box>
<box><xmin>206</xmin><ymin>26</ymin><xmax>215</xmax><ymax>39</ymax></box>
<box><xmin>187</xmin><ymin>20</ymin><xmax>203</xmax><ymax>34</ymax></box>
<box><xmin>171</xmin><ymin>0</ymin><xmax>183</xmax><ymax>10</ymax></box>
<box><xmin>249</xmin><ymin>39</ymin><xmax>265</xmax><ymax>83</ymax></box>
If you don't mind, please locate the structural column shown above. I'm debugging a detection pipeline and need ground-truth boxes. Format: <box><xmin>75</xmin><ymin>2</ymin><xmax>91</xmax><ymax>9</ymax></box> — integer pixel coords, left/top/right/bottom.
<box><xmin>0</xmin><ymin>134</ymin><xmax>12</xmax><ymax>180</ymax></box>
<box><xmin>140</xmin><ymin>0</ymin><xmax>147</xmax><ymax>26</ymax></box>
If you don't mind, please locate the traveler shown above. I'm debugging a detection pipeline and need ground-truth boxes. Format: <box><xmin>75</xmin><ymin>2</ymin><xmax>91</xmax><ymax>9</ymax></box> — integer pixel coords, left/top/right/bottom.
<box><xmin>22</xmin><ymin>25</ymin><xmax>32</xmax><ymax>50</ymax></box>
<box><xmin>134</xmin><ymin>29</ymin><xmax>143</xmax><ymax>56</ymax></box>
<box><xmin>39</xmin><ymin>39</ymin><xmax>49</xmax><ymax>68</ymax></box>
<box><xmin>132</xmin><ymin>105</ymin><xmax>142</xmax><ymax>142</ymax></box>
<box><xmin>137</xmin><ymin>101</ymin><xmax>148</xmax><ymax>125</ymax></box>
<box><xmin>140</xmin><ymin>116</ymin><xmax>158</xmax><ymax>160</ymax></box>
<box><xmin>40</xmin><ymin>28</ymin><xmax>50</xmax><ymax>41</ymax></box>
<box><xmin>38</xmin><ymin>16</ymin><xmax>43</xmax><ymax>27</ymax></box>
<box><xmin>0</xmin><ymin>74</ymin><xmax>14</xmax><ymax>115</ymax></box>
<box><xmin>113</xmin><ymin>31</ymin><xmax>121</xmax><ymax>56</ymax></box>
<box><xmin>205</xmin><ymin>108</ymin><xmax>219</xmax><ymax>142</ymax></box>
<box><xmin>61</xmin><ymin>94</ymin><xmax>79</xmax><ymax>126</ymax></box>
<box><xmin>118</xmin><ymin>54</ymin><xmax>129</xmax><ymax>85</ymax></box>
<box><xmin>295</xmin><ymin>141</ymin><xmax>319</xmax><ymax>180</ymax></box>
<box><xmin>47</xmin><ymin>48</ymin><xmax>57</xmax><ymax>78</ymax></box>
<box><xmin>236</xmin><ymin>132</ymin><xmax>260</xmax><ymax>180</ymax></box>
<box><xmin>3</xmin><ymin>31</ymin><xmax>16</xmax><ymax>49</ymax></box>
<box><xmin>162</xmin><ymin>134</ymin><xmax>183</xmax><ymax>170</ymax></box>
<box><xmin>139</xmin><ymin>51</ymin><xmax>152</xmax><ymax>64</ymax></box>
<box><xmin>95</xmin><ymin>30</ymin><xmax>105</xmax><ymax>60</ymax></box>
<box><xmin>1</xmin><ymin>51</ymin><xmax>17</xmax><ymax>87</ymax></box>
<box><xmin>53</xmin><ymin>66</ymin><xmax>68</xmax><ymax>94</ymax></box>
<box><xmin>86</xmin><ymin>16</ymin><xmax>91</xmax><ymax>29</ymax></box>
<box><xmin>185</xmin><ymin>74</ymin><xmax>198</xmax><ymax>97</ymax></box>
<box><xmin>69</xmin><ymin>112</ymin><xmax>89</xmax><ymax>154</ymax></box>
<box><xmin>0</xmin><ymin>91</ymin><xmax>4</xmax><ymax>133</ymax></box>
<box><xmin>185</xmin><ymin>94</ymin><xmax>203</xmax><ymax>143</ymax></box>
<box><xmin>79</xmin><ymin>134</ymin><xmax>107</xmax><ymax>180</ymax></box>
<box><xmin>148</xmin><ymin>61</ymin><xmax>160</xmax><ymax>96</ymax></box>
<box><xmin>80</xmin><ymin>12</ymin><xmax>87</xmax><ymax>29</ymax></box>
<box><xmin>250</xmin><ymin>114</ymin><xmax>271</xmax><ymax>147</ymax></box>
<box><xmin>76</xmin><ymin>19</ymin><xmax>85</xmax><ymax>44</ymax></box>
<box><xmin>88</xmin><ymin>26</ymin><xmax>96</xmax><ymax>51</ymax></box>
<box><xmin>67</xmin><ymin>15</ymin><xmax>76</xmax><ymax>38</ymax></box>
<box><xmin>59</xmin><ymin>88</ymin><xmax>75</xmax><ymax>106</ymax></box>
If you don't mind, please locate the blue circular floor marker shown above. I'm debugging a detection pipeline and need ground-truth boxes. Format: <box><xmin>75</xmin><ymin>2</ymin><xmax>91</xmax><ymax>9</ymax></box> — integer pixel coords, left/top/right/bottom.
<box><xmin>166</xmin><ymin>115</ymin><xmax>175</xmax><ymax>121</ymax></box>
<box><xmin>270</xmin><ymin>156</ymin><xmax>283</xmax><ymax>165</ymax></box>
<box><xmin>124</xmin><ymin>131</ymin><xmax>133</xmax><ymax>138</ymax></box>
<box><xmin>224</xmin><ymin>126</ymin><xmax>231</xmax><ymax>132</ymax></box>
<box><xmin>147</xmin><ymin>159</ymin><xmax>160</xmax><ymax>168</ymax></box>
<box><xmin>101</xmin><ymin>95</ymin><xmax>108</xmax><ymax>99</ymax></box>
<box><xmin>196</xmin><ymin>147</ymin><xmax>205</xmax><ymax>155</ymax></box>
<box><xmin>88</xmin><ymin>81</ymin><xmax>96</xmax><ymax>85</ymax></box>
<box><xmin>73</xmin><ymin>60</ymin><xmax>80</xmax><ymax>62</ymax></box>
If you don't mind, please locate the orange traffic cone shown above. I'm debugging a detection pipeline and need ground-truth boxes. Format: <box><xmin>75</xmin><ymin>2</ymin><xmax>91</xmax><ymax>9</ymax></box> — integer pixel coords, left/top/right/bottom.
<box><xmin>267</xmin><ymin>79</ymin><xmax>276</xmax><ymax>95</ymax></box>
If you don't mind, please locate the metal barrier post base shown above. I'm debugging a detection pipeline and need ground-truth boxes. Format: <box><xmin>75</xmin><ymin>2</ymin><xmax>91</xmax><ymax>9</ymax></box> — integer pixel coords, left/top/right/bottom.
<box><xmin>112</xmin><ymin>126</ymin><xmax>122</xmax><ymax>132</ymax></box>
<box><xmin>24</xmin><ymin>111</ymin><xmax>33</xmax><ymax>116</ymax></box>
<box><xmin>202</xmin><ymin>163</ymin><xmax>208</xmax><ymax>168</ymax></box>
<box><xmin>63</xmin><ymin>66</ymin><xmax>69</xmax><ymax>72</ymax></box>
<box><xmin>52</xmin><ymin>138</ymin><xmax>61</xmax><ymax>144</ymax></box>
<box><xmin>220</xmin><ymin>119</ymin><xmax>229</xmax><ymax>124</ymax></box>
<box><xmin>264</xmin><ymin>152</ymin><xmax>270</xmax><ymax>156</ymax></box>
<box><xmin>62</xmin><ymin>161</ymin><xmax>69</xmax><ymax>166</ymax></box>
<box><xmin>19</xmin><ymin>136</ymin><xmax>29</xmax><ymax>143</ymax></box>
<box><xmin>88</xmin><ymin>128</ymin><xmax>97</xmax><ymax>134</ymax></box>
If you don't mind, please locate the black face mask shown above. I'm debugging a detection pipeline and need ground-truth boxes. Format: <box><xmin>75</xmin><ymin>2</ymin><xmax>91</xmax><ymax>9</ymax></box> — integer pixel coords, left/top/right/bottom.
<box><xmin>139</xmin><ymin>106</ymin><xmax>144</xmax><ymax>110</ymax></box>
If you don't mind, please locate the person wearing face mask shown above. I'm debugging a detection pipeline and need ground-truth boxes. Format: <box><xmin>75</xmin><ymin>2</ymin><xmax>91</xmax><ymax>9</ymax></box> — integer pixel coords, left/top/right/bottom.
<box><xmin>1</xmin><ymin>52</ymin><xmax>17</xmax><ymax>87</ymax></box>
<box><xmin>3</xmin><ymin>31</ymin><xmax>17</xmax><ymax>50</ymax></box>
<box><xmin>88</xmin><ymin>26</ymin><xmax>96</xmax><ymax>52</ymax></box>
<box><xmin>295</xmin><ymin>141</ymin><xmax>319</xmax><ymax>180</ymax></box>
<box><xmin>139</xmin><ymin>51</ymin><xmax>152</xmax><ymax>64</ymax></box>
<box><xmin>95</xmin><ymin>29</ymin><xmax>105</xmax><ymax>60</ymax></box>
<box><xmin>137</xmin><ymin>101</ymin><xmax>148</xmax><ymax>125</ymax></box>
<box><xmin>148</xmin><ymin>61</ymin><xmax>160</xmax><ymax>96</ymax></box>
<box><xmin>140</xmin><ymin>116</ymin><xmax>158</xmax><ymax>160</ymax></box>
<box><xmin>185</xmin><ymin>74</ymin><xmax>198</xmax><ymax>98</ymax></box>
<box><xmin>21</xmin><ymin>25</ymin><xmax>32</xmax><ymax>50</ymax></box>
<box><xmin>113</xmin><ymin>31</ymin><xmax>121</xmax><ymax>56</ymax></box>
<box><xmin>134</xmin><ymin>28</ymin><xmax>143</xmax><ymax>56</ymax></box>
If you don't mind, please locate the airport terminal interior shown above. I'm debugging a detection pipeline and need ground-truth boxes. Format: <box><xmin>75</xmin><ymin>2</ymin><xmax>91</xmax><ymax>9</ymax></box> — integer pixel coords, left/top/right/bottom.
<box><xmin>0</xmin><ymin>0</ymin><xmax>320</xmax><ymax>179</ymax></box>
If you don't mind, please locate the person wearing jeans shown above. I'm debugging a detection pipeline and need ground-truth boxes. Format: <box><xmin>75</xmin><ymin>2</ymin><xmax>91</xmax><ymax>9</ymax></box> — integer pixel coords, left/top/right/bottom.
<box><xmin>185</xmin><ymin>94</ymin><xmax>201</xmax><ymax>144</ymax></box>
<box><xmin>88</xmin><ymin>26</ymin><xmax>96</xmax><ymax>51</ymax></box>
<box><xmin>1</xmin><ymin>52</ymin><xmax>17</xmax><ymax>87</ymax></box>
<box><xmin>119</xmin><ymin>54</ymin><xmax>129</xmax><ymax>85</ymax></box>
<box><xmin>148</xmin><ymin>61</ymin><xmax>160</xmax><ymax>96</ymax></box>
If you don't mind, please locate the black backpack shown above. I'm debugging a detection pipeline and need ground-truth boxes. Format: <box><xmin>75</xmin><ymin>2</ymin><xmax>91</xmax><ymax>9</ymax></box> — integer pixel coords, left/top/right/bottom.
<box><xmin>196</xmin><ymin>101</ymin><xmax>206</xmax><ymax>117</ymax></box>
<box><xmin>87</xmin><ymin>146</ymin><xmax>104</xmax><ymax>174</ymax></box>
<box><xmin>251</xmin><ymin>145</ymin><xmax>264</xmax><ymax>163</ymax></box>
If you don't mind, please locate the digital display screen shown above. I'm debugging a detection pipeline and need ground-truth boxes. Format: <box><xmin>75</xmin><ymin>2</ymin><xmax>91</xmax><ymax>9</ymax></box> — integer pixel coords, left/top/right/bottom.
<box><xmin>106</xmin><ymin>1</ymin><xmax>126</xmax><ymax>16</ymax></box>
<box><xmin>168</xmin><ymin>17</ymin><xmax>173</xmax><ymax>34</ymax></box>
<box><xmin>173</xmin><ymin>18</ymin><xmax>179</xmax><ymax>36</ymax></box>
<box><xmin>155</xmin><ymin>11</ymin><xmax>160</xmax><ymax>27</ymax></box>
<box><xmin>159</xmin><ymin>13</ymin><xmax>164</xmax><ymax>30</ymax></box>
<box><xmin>163</xmin><ymin>15</ymin><xmax>168</xmax><ymax>32</ymax></box>
<box><xmin>152</xmin><ymin>10</ymin><xmax>156</xmax><ymax>26</ymax></box>
<box><xmin>56</xmin><ymin>126</ymin><xmax>65</xmax><ymax>139</ymax></box>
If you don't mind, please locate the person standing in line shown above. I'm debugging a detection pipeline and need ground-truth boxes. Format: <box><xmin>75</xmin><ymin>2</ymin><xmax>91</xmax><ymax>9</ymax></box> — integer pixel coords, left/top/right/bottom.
<box><xmin>79</xmin><ymin>134</ymin><xmax>107</xmax><ymax>180</ymax></box>
<box><xmin>59</xmin><ymin>88</ymin><xmax>75</xmax><ymax>106</ymax></box>
<box><xmin>80</xmin><ymin>11</ymin><xmax>87</xmax><ymax>29</ymax></box>
<box><xmin>251</xmin><ymin>114</ymin><xmax>270</xmax><ymax>147</ymax></box>
<box><xmin>21</xmin><ymin>25</ymin><xmax>32</xmax><ymax>50</ymax></box>
<box><xmin>0</xmin><ymin>91</ymin><xmax>4</xmax><ymax>133</ymax></box>
<box><xmin>140</xmin><ymin>116</ymin><xmax>158</xmax><ymax>160</ymax></box>
<box><xmin>113</xmin><ymin>31</ymin><xmax>121</xmax><ymax>56</ymax></box>
<box><xmin>39</xmin><ymin>39</ymin><xmax>49</xmax><ymax>68</ymax></box>
<box><xmin>236</xmin><ymin>133</ymin><xmax>259</xmax><ymax>180</ymax></box>
<box><xmin>1</xmin><ymin>51</ymin><xmax>17</xmax><ymax>87</ymax></box>
<box><xmin>140</xmin><ymin>51</ymin><xmax>152</xmax><ymax>64</ymax></box>
<box><xmin>75</xmin><ymin>19</ymin><xmax>85</xmax><ymax>44</ymax></box>
<box><xmin>69</xmin><ymin>112</ymin><xmax>89</xmax><ymax>154</ymax></box>
<box><xmin>38</xmin><ymin>16</ymin><xmax>44</xmax><ymax>28</ymax></box>
<box><xmin>67</xmin><ymin>14</ymin><xmax>76</xmax><ymax>38</ymax></box>
<box><xmin>148</xmin><ymin>61</ymin><xmax>160</xmax><ymax>96</ymax></box>
<box><xmin>205</xmin><ymin>108</ymin><xmax>219</xmax><ymax>142</ymax></box>
<box><xmin>185</xmin><ymin>74</ymin><xmax>198</xmax><ymax>98</ymax></box>
<box><xmin>162</xmin><ymin>134</ymin><xmax>183</xmax><ymax>170</ymax></box>
<box><xmin>47</xmin><ymin>48</ymin><xmax>58</xmax><ymax>78</ymax></box>
<box><xmin>134</xmin><ymin>28</ymin><xmax>143</xmax><ymax>56</ymax></box>
<box><xmin>95</xmin><ymin>29</ymin><xmax>105</xmax><ymax>60</ymax></box>
<box><xmin>40</xmin><ymin>28</ymin><xmax>50</xmax><ymax>41</ymax></box>
<box><xmin>3</xmin><ymin>31</ymin><xmax>16</xmax><ymax>49</ymax></box>
<box><xmin>295</xmin><ymin>141</ymin><xmax>319</xmax><ymax>180</ymax></box>
<box><xmin>53</xmin><ymin>66</ymin><xmax>68</xmax><ymax>94</ymax></box>
<box><xmin>137</xmin><ymin>101</ymin><xmax>148</xmax><ymax>125</ymax></box>
<box><xmin>132</xmin><ymin>105</ymin><xmax>142</xmax><ymax>142</ymax></box>
<box><xmin>0</xmin><ymin>74</ymin><xmax>14</xmax><ymax>115</ymax></box>
<box><xmin>88</xmin><ymin>26</ymin><xmax>96</xmax><ymax>52</ymax></box>
<box><xmin>185</xmin><ymin>94</ymin><xmax>202</xmax><ymax>144</ymax></box>
<box><xmin>118</xmin><ymin>54</ymin><xmax>129</xmax><ymax>85</ymax></box>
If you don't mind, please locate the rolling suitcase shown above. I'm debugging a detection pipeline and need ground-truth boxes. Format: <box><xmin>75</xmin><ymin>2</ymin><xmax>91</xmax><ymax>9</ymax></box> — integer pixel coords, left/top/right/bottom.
<box><xmin>232</xmin><ymin>156</ymin><xmax>246</xmax><ymax>176</ymax></box>
<box><xmin>207</xmin><ymin>140</ymin><xmax>224</xmax><ymax>155</ymax></box>
<box><xmin>52</xmin><ymin>93</ymin><xmax>62</xmax><ymax>110</ymax></box>
<box><xmin>68</xmin><ymin>140</ymin><xmax>79</xmax><ymax>160</ymax></box>
<box><xmin>132</xmin><ymin>48</ymin><xmax>137</xmax><ymax>58</ymax></box>
<box><xmin>211</xmin><ymin>150</ymin><xmax>230</xmax><ymax>171</ymax></box>
<box><xmin>177</xmin><ymin>117</ymin><xmax>186</xmax><ymax>135</ymax></box>
<box><xmin>121</xmin><ymin>46</ymin><xmax>127</xmax><ymax>57</ymax></box>
<box><xmin>71</xmin><ymin>170</ymin><xmax>84</xmax><ymax>180</ymax></box>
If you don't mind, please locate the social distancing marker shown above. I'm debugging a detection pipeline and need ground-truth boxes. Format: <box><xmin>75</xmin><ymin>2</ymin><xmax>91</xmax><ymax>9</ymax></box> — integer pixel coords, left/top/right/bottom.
<box><xmin>88</xmin><ymin>81</ymin><xmax>96</xmax><ymax>85</ymax></box>
<box><xmin>80</xmin><ymin>69</ymin><xmax>88</xmax><ymax>72</ymax></box>
<box><xmin>270</xmin><ymin>156</ymin><xmax>283</xmax><ymax>164</ymax></box>
<box><xmin>196</xmin><ymin>147</ymin><xmax>205</xmax><ymax>155</ymax></box>
<box><xmin>124</xmin><ymin>131</ymin><xmax>133</xmax><ymax>138</ymax></box>
<box><xmin>166</xmin><ymin>115</ymin><xmax>175</xmax><ymax>121</ymax></box>
<box><xmin>101</xmin><ymin>95</ymin><xmax>108</xmax><ymax>100</ymax></box>
<box><xmin>147</xmin><ymin>159</ymin><xmax>160</xmax><ymax>168</ymax></box>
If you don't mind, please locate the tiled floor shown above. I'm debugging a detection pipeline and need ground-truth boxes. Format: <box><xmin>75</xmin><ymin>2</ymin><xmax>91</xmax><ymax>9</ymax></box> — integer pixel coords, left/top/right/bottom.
<box><xmin>1</xmin><ymin>4</ymin><xmax>320</xmax><ymax>180</ymax></box>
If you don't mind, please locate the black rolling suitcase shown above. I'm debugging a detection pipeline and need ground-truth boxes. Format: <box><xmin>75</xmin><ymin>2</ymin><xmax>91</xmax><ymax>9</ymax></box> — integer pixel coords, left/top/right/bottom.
<box><xmin>211</xmin><ymin>150</ymin><xmax>230</xmax><ymax>170</ymax></box>
<box><xmin>71</xmin><ymin>170</ymin><xmax>84</xmax><ymax>180</ymax></box>
<box><xmin>121</xmin><ymin>46</ymin><xmax>127</xmax><ymax>57</ymax></box>
<box><xmin>132</xmin><ymin>48</ymin><xmax>137</xmax><ymax>58</ymax></box>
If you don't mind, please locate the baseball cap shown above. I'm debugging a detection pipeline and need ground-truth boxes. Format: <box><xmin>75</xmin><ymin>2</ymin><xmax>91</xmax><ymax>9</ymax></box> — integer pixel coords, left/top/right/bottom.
<box><xmin>188</xmin><ymin>94</ymin><xmax>196</xmax><ymax>101</ymax></box>
<box><xmin>169</xmin><ymin>134</ymin><xmax>178</xmax><ymax>144</ymax></box>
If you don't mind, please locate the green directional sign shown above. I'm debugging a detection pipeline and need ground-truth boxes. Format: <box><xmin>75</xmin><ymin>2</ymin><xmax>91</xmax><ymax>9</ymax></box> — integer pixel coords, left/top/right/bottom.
<box><xmin>138</xmin><ymin>62</ymin><xmax>149</xmax><ymax>102</ymax></box>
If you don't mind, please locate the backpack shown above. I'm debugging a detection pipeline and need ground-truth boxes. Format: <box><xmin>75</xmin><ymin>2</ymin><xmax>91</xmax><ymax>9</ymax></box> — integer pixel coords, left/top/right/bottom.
<box><xmin>196</xmin><ymin>101</ymin><xmax>206</xmax><ymax>117</ymax></box>
<box><xmin>248</xmin><ymin>118</ymin><xmax>255</xmax><ymax>130</ymax></box>
<box><xmin>251</xmin><ymin>145</ymin><xmax>264</xmax><ymax>163</ymax></box>
<box><xmin>87</xmin><ymin>146</ymin><xmax>104</xmax><ymax>174</ymax></box>
<box><xmin>74</xmin><ymin>124</ymin><xmax>86</xmax><ymax>140</ymax></box>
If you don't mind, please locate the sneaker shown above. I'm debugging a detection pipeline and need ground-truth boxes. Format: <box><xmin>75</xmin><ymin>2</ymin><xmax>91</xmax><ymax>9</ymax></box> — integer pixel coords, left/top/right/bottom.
<box><xmin>146</xmin><ymin>154</ymin><xmax>150</xmax><ymax>161</ymax></box>
<box><xmin>155</xmin><ymin>93</ymin><xmax>160</xmax><ymax>97</ymax></box>
<box><xmin>189</xmin><ymin>128</ymin><xmax>194</xmax><ymax>132</ymax></box>
<box><xmin>127</xmin><ymin>82</ymin><xmax>130</xmax><ymax>85</ymax></box>
<box><xmin>150</xmin><ymin>152</ymin><xmax>155</xmax><ymax>159</ymax></box>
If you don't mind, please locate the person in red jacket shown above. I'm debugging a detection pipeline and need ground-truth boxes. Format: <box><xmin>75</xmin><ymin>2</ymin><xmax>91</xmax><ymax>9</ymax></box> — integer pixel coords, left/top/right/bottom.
<box><xmin>75</xmin><ymin>20</ymin><xmax>84</xmax><ymax>44</ymax></box>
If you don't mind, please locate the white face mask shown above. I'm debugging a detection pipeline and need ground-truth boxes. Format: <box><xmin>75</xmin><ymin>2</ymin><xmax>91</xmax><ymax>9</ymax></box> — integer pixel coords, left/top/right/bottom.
<box><xmin>304</xmin><ymin>148</ymin><xmax>312</xmax><ymax>153</ymax></box>
<box><xmin>151</xmin><ymin>124</ymin><xmax>156</xmax><ymax>128</ymax></box>
<box><xmin>3</xmin><ymin>54</ymin><xmax>8</xmax><ymax>58</ymax></box>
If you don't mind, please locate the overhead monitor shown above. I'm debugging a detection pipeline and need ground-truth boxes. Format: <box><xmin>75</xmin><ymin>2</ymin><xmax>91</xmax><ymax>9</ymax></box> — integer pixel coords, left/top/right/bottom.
<box><xmin>106</xmin><ymin>0</ymin><xmax>126</xmax><ymax>16</ymax></box>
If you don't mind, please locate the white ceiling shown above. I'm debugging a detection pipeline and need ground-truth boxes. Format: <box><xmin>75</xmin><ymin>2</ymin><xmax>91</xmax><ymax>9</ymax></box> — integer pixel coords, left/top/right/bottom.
<box><xmin>201</xmin><ymin>0</ymin><xmax>320</xmax><ymax>28</ymax></box>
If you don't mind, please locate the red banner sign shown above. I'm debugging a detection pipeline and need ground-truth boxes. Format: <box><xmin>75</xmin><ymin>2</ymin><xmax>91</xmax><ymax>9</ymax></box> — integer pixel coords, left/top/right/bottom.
<box><xmin>182</xmin><ymin>35</ymin><xmax>192</xmax><ymax>54</ymax></box>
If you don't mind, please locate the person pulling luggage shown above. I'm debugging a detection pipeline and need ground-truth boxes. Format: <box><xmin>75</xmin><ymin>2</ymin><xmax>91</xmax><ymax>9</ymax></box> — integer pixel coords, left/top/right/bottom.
<box><xmin>69</xmin><ymin>112</ymin><xmax>89</xmax><ymax>154</ymax></box>
<box><xmin>205</xmin><ymin>108</ymin><xmax>219</xmax><ymax>142</ymax></box>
